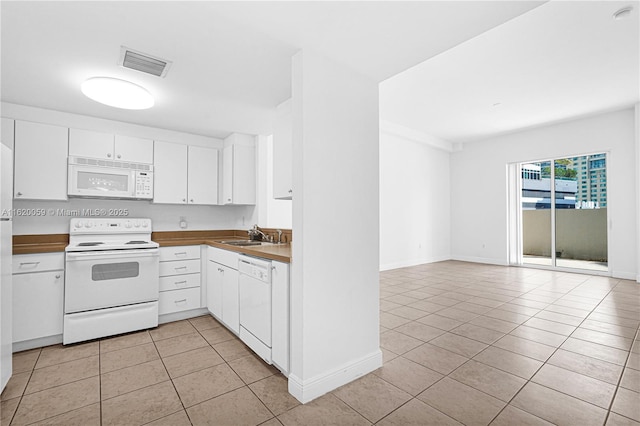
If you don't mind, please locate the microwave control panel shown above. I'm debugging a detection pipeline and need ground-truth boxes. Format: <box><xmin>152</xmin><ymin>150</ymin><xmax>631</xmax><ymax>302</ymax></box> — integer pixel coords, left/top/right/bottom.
<box><xmin>135</xmin><ymin>172</ymin><xmax>153</xmax><ymax>198</ymax></box>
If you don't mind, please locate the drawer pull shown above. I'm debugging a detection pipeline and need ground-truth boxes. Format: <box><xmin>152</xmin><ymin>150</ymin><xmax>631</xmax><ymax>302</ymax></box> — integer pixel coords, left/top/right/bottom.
<box><xmin>174</xmin><ymin>252</ymin><xmax>187</xmax><ymax>257</ymax></box>
<box><xmin>174</xmin><ymin>266</ymin><xmax>188</xmax><ymax>271</ymax></box>
<box><xmin>174</xmin><ymin>299</ymin><xmax>187</xmax><ymax>304</ymax></box>
<box><xmin>174</xmin><ymin>280</ymin><xmax>187</xmax><ymax>286</ymax></box>
<box><xmin>19</xmin><ymin>262</ymin><xmax>40</xmax><ymax>268</ymax></box>
<box><xmin>218</xmin><ymin>268</ymin><xmax>224</xmax><ymax>273</ymax></box>
<box><xmin>55</xmin><ymin>274</ymin><xmax>61</xmax><ymax>279</ymax></box>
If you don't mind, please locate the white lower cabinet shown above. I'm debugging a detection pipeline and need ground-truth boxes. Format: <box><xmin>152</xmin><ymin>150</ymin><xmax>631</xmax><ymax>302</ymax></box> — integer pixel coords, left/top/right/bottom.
<box><xmin>207</xmin><ymin>245</ymin><xmax>290</xmax><ymax>375</ymax></box>
<box><xmin>207</xmin><ymin>247</ymin><xmax>239</xmax><ymax>334</ymax></box>
<box><xmin>271</xmin><ymin>260</ymin><xmax>290</xmax><ymax>373</ymax></box>
<box><xmin>12</xmin><ymin>253</ymin><xmax>64</xmax><ymax>343</ymax></box>
<box><xmin>158</xmin><ymin>246</ymin><xmax>201</xmax><ymax>315</ymax></box>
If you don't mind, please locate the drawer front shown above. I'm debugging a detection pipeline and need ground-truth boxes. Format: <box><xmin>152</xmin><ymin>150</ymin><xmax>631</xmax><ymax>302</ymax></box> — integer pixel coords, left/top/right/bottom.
<box><xmin>13</xmin><ymin>253</ymin><xmax>64</xmax><ymax>274</ymax></box>
<box><xmin>159</xmin><ymin>259</ymin><xmax>201</xmax><ymax>277</ymax></box>
<box><xmin>159</xmin><ymin>273</ymin><xmax>201</xmax><ymax>292</ymax></box>
<box><xmin>159</xmin><ymin>245</ymin><xmax>200</xmax><ymax>262</ymax></box>
<box><xmin>207</xmin><ymin>246</ymin><xmax>239</xmax><ymax>270</ymax></box>
<box><xmin>159</xmin><ymin>287</ymin><xmax>201</xmax><ymax>314</ymax></box>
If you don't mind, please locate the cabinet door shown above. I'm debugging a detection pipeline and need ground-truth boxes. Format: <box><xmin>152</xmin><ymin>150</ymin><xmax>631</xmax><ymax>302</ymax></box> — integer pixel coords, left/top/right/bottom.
<box><xmin>114</xmin><ymin>135</ymin><xmax>153</xmax><ymax>163</ymax></box>
<box><xmin>187</xmin><ymin>146</ymin><xmax>219</xmax><ymax>205</ymax></box>
<box><xmin>222</xmin><ymin>266</ymin><xmax>239</xmax><ymax>334</ymax></box>
<box><xmin>14</xmin><ymin>121</ymin><xmax>68</xmax><ymax>200</ymax></box>
<box><xmin>271</xmin><ymin>261</ymin><xmax>290</xmax><ymax>372</ymax></box>
<box><xmin>222</xmin><ymin>145</ymin><xmax>233</xmax><ymax>204</ymax></box>
<box><xmin>207</xmin><ymin>260</ymin><xmax>223</xmax><ymax>319</ymax></box>
<box><xmin>1</xmin><ymin>118</ymin><xmax>14</xmax><ymax>149</ymax></box>
<box><xmin>69</xmin><ymin>128</ymin><xmax>114</xmax><ymax>159</ymax></box>
<box><xmin>153</xmin><ymin>141</ymin><xmax>187</xmax><ymax>204</ymax></box>
<box><xmin>273</xmin><ymin>99</ymin><xmax>293</xmax><ymax>199</ymax></box>
<box><xmin>232</xmin><ymin>145</ymin><xmax>256</xmax><ymax>205</ymax></box>
<box><xmin>13</xmin><ymin>271</ymin><xmax>64</xmax><ymax>342</ymax></box>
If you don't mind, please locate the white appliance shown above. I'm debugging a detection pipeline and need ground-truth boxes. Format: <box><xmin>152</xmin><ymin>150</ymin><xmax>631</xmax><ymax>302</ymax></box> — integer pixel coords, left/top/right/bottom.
<box><xmin>1</xmin><ymin>144</ymin><xmax>13</xmax><ymax>392</ymax></box>
<box><xmin>64</xmin><ymin>218</ymin><xmax>159</xmax><ymax>344</ymax></box>
<box><xmin>238</xmin><ymin>255</ymin><xmax>272</xmax><ymax>363</ymax></box>
<box><xmin>67</xmin><ymin>156</ymin><xmax>153</xmax><ymax>200</ymax></box>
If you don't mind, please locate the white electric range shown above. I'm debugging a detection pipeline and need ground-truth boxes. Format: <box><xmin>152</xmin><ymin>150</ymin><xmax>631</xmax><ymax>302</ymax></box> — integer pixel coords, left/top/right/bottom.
<box><xmin>63</xmin><ymin>218</ymin><xmax>160</xmax><ymax>344</ymax></box>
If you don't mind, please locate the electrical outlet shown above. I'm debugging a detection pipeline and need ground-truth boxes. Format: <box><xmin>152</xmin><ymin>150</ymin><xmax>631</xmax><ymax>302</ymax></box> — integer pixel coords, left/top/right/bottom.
<box><xmin>179</xmin><ymin>216</ymin><xmax>187</xmax><ymax>229</ymax></box>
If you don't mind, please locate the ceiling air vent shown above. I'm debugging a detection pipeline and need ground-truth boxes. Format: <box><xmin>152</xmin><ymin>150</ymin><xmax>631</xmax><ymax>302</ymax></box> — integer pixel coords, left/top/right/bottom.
<box><xmin>118</xmin><ymin>46</ymin><xmax>172</xmax><ymax>78</ymax></box>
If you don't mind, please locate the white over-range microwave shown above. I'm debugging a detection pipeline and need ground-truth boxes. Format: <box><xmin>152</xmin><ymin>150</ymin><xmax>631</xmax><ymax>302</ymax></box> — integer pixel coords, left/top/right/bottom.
<box><xmin>68</xmin><ymin>156</ymin><xmax>153</xmax><ymax>200</ymax></box>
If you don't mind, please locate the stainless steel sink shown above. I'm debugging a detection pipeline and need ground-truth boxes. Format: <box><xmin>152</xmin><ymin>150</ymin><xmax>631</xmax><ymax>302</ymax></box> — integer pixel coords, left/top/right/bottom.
<box><xmin>220</xmin><ymin>240</ymin><xmax>276</xmax><ymax>247</ymax></box>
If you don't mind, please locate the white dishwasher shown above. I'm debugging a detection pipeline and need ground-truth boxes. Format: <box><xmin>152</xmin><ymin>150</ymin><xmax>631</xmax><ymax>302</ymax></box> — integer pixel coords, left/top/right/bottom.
<box><xmin>238</xmin><ymin>255</ymin><xmax>272</xmax><ymax>363</ymax></box>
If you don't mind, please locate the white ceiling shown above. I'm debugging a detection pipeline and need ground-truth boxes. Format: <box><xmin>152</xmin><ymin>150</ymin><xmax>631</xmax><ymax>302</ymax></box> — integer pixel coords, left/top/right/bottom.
<box><xmin>1</xmin><ymin>1</ymin><xmax>544</xmax><ymax>139</ymax></box>
<box><xmin>380</xmin><ymin>1</ymin><xmax>640</xmax><ymax>144</ymax></box>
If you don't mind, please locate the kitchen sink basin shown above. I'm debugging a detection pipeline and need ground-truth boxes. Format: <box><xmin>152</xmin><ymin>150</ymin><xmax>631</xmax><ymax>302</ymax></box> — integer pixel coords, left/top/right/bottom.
<box><xmin>220</xmin><ymin>240</ymin><xmax>275</xmax><ymax>246</ymax></box>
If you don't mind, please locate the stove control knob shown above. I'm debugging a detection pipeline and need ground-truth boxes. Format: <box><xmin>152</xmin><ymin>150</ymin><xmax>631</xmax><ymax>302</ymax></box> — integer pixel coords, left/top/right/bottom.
<box><xmin>85</xmin><ymin>222</ymin><xmax>93</xmax><ymax>228</ymax></box>
<box><xmin>134</xmin><ymin>221</ymin><xmax>140</xmax><ymax>228</ymax></box>
<box><xmin>75</xmin><ymin>221</ymin><xmax>83</xmax><ymax>228</ymax></box>
<box><xmin>125</xmin><ymin>221</ymin><xmax>132</xmax><ymax>229</ymax></box>
<box><xmin>142</xmin><ymin>222</ymin><xmax>148</xmax><ymax>228</ymax></box>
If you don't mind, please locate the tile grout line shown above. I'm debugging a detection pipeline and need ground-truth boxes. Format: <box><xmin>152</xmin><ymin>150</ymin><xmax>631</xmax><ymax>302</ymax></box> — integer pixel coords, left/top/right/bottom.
<box><xmin>7</xmin><ymin>348</ymin><xmax>42</xmax><ymax>426</ymax></box>
<box><xmin>383</xmin><ymin>270</ymin><xmax>632</xmax><ymax>425</ymax></box>
<box><xmin>485</xmin><ymin>279</ymin><xmax>629</xmax><ymax>425</ymax></box>
<box><xmin>602</xmin><ymin>326</ymin><xmax>640</xmax><ymax>425</ymax></box>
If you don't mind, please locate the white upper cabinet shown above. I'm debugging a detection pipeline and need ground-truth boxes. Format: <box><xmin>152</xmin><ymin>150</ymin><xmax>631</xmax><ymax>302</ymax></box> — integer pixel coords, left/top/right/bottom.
<box><xmin>222</xmin><ymin>133</ymin><xmax>256</xmax><ymax>205</ymax></box>
<box><xmin>273</xmin><ymin>99</ymin><xmax>293</xmax><ymax>199</ymax></box>
<box><xmin>188</xmin><ymin>145</ymin><xmax>219</xmax><ymax>205</ymax></box>
<box><xmin>153</xmin><ymin>141</ymin><xmax>188</xmax><ymax>204</ymax></box>
<box><xmin>1</xmin><ymin>118</ymin><xmax>14</xmax><ymax>149</ymax></box>
<box><xmin>114</xmin><ymin>135</ymin><xmax>153</xmax><ymax>164</ymax></box>
<box><xmin>154</xmin><ymin>141</ymin><xmax>219</xmax><ymax>205</ymax></box>
<box><xmin>14</xmin><ymin>121</ymin><xmax>68</xmax><ymax>200</ymax></box>
<box><xmin>69</xmin><ymin>129</ymin><xmax>153</xmax><ymax>163</ymax></box>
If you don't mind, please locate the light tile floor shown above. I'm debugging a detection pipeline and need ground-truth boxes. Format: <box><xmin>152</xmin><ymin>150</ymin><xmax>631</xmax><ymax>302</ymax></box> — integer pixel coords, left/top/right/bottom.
<box><xmin>2</xmin><ymin>260</ymin><xmax>639</xmax><ymax>425</ymax></box>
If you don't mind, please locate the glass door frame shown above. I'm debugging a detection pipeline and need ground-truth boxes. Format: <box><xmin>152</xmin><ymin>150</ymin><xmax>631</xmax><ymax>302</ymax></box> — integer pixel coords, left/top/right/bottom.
<box><xmin>508</xmin><ymin>152</ymin><xmax>611</xmax><ymax>276</ymax></box>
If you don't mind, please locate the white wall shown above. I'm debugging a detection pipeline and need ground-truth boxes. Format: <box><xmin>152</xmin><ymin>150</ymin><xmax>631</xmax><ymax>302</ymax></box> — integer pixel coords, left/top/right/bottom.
<box><xmin>379</xmin><ymin>129</ymin><xmax>451</xmax><ymax>270</ymax></box>
<box><xmin>450</xmin><ymin>108</ymin><xmax>637</xmax><ymax>280</ymax></box>
<box><xmin>3</xmin><ymin>102</ymin><xmax>257</xmax><ymax>234</ymax></box>
<box><xmin>289</xmin><ymin>49</ymin><xmax>381</xmax><ymax>402</ymax></box>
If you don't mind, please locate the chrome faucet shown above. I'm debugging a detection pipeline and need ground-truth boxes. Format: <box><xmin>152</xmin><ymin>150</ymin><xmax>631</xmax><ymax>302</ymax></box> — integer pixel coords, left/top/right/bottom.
<box><xmin>248</xmin><ymin>224</ymin><xmax>268</xmax><ymax>241</ymax></box>
<box><xmin>276</xmin><ymin>229</ymin><xmax>283</xmax><ymax>244</ymax></box>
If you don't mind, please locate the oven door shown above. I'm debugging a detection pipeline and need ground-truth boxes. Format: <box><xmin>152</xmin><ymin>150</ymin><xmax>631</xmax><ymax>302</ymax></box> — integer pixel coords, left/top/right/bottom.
<box><xmin>68</xmin><ymin>164</ymin><xmax>135</xmax><ymax>198</ymax></box>
<box><xmin>65</xmin><ymin>249</ymin><xmax>159</xmax><ymax>313</ymax></box>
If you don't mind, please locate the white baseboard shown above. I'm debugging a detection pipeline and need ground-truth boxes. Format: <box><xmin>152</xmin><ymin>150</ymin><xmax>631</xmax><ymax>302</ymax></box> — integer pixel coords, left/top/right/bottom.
<box><xmin>611</xmin><ymin>270</ymin><xmax>638</xmax><ymax>281</ymax></box>
<box><xmin>288</xmin><ymin>349</ymin><xmax>382</xmax><ymax>404</ymax></box>
<box><xmin>380</xmin><ymin>256</ymin><xmax>450</xmax><ymax>271</ymax></box>
<box><xmin>158</xmin><ymin>308</ymin><xmax>209</xmax><ymax>324</ymax></box>
<box><xmin>13</xmin><ymin>334</ymin><xmax>62</xmax><ymax>353</ymax></box>
<box><xmin>451</xmin><ymin>255</ymin><xmax>509</xmax><ymax>266</ymax></box>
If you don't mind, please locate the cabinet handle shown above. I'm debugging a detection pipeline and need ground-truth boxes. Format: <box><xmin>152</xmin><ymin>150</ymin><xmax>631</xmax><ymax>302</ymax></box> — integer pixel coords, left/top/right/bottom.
<box><xmin>288</xmin><ymin>189</ymin><xmax>292</xmax><ymax>193</ymax></box>
<box><xmin>16</xmin><ymin>192</ymin><xmax>22</xmax><ymax>197</ymax></box>
<box><xmin>174</xmin><ymin>299</ymin><xmax>187</xmax><ymax>304</ymax></box>
<box><xmin>107</xmin><ymin>153</ymin><xmax>112</xmax><ymax>158</ymax></box>
<box><xmin>55</xmin><ymin>274</ymin><xmax>61</xmax><ymax>279</ymax></box>
<box><xmin>19</xmin><ymin>261</ymin><xmax>40</xmax><ymax>268</ymax></box>
<box><xmin>174</xmin><ymin>280</ymin><xmax>187</xmax><ymax>286</ymax></box>
<box><xmin>190</xmin><ymin>199</ymin><xmax>194</xmax><ymax>203</ymax></box>
<box><xmin>174</xmin><ymin>266</ymin><xmax>187</xmax><ymax>271</ymax></box>
<box><xmin>182</xmin><ymin>198</ymin><xmax>186</xmax><ymax>203</ymax></box>
<box><xmin>117</xmin><ymin>154</ymin><xmax>121</xmax><ymax>159</ymax></box>
<box><xmin>227</xmin><ymin>198</ymin><xmax>231</xmax><ymax>202</ymax></box>
<box><xmin>218</xmin><ymin>268</ymin><xmax>224</xmax><ymax>273</ymax></box>
<box><xmin>174</xmin><ymin>252</ymin><xmax>187</xmax><ymax>257</ymax></box>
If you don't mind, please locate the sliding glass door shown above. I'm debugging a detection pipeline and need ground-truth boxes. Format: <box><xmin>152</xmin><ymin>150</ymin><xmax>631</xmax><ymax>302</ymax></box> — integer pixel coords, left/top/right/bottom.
<box><xmin>520</xmin><ymin>154</ymin><xmax>608</xmax><ymax>272</ymax></box>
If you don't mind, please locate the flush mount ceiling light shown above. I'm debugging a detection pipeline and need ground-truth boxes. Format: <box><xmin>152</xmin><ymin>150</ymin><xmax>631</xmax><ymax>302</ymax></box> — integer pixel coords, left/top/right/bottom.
<box><xmin>81</xmin><ymin>77</ymin><xmax>154</xmax><ymax>110</ymax></box>
<box><xmin>613</xmin><ymin>6</ymin><xmax>633</xmax><ymax>20</ymax></box>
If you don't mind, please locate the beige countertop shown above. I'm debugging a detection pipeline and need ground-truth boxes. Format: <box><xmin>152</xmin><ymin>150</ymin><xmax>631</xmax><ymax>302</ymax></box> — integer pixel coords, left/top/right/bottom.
<box><xmin>13</xmin><ymin>230</ymin><xmax>292</xmax><ymax>263</ymax></box>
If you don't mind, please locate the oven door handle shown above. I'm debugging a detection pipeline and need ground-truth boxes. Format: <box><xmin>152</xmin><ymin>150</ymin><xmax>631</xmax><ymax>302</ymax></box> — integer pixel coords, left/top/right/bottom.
<box><xmin>66</xmin><ymin>249</ymin><xmax>159</xmax><ymax>260</ymax></box>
